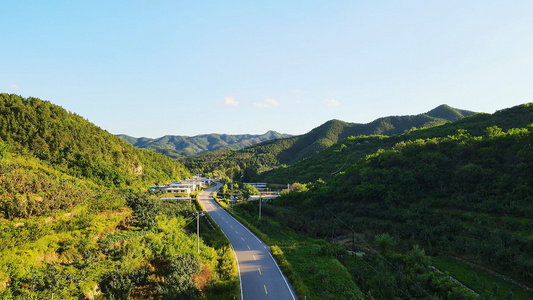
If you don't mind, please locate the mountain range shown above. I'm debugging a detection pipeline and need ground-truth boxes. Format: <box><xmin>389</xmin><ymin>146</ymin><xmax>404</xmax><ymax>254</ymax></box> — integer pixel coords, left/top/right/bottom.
<box><xmin>3</xmin><ymin>92</ymin><xmax>533</xmax><ymax>298</ymax></box>
<box><xmin>183</xmin><ymin>104</ymin><xmax>476</xmax><ymax>176</ymax></box>
<box><xmin>117</xmin><ymin>131</ymin><xmax>292</xmax><ymax>158</ymax></box>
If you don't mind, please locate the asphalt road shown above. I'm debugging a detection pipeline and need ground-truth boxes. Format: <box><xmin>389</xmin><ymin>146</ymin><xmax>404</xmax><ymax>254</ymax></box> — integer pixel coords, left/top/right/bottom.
<box><xmin>198</xmin><ymin>183</ymin><xmax>296</xmax><ymax>300</ymax></box>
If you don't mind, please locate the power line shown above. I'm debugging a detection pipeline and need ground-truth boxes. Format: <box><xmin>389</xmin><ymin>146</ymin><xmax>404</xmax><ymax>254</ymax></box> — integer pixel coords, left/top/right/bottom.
<box><xmin>54</xmin><ymin>204</ymin><xmax>208</xmax><ymax>298</ymax></box>
<box><xmin>323</xmin><ymin>204</ymin><xmax>435</xmax><ymax>299</ymax></box>
<box><xmin>330</xmin><ymin>155</ymin><xmax>352</xmax><ymax>177</ymax></box>
<box><xmin>330</xmin><ymin>231</ymin><xmax>414</xmax><ymax>299</ymax></box>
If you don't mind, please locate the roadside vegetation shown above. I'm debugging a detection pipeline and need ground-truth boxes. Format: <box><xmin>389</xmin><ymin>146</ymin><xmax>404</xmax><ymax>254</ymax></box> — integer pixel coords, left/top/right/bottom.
<box><xmin>264</xmin><ymin>123</ymin><xmax>533</xmax><ymax>298</ymax></box>
<box><xmin>4</xmin><ymin>93</ymin><xmax>533</xmax><ymax>299</ymax></box>
<box><xmin>0</xmin><ymin>94</ymin><xmax>239</xmax><ymax>299</ymax></box>
<box><xmin>183</xmin><ymin>105</ymin><xmax>475</xmax><ymax>181</ymax></box>
<box><xmin>205</xmin><ymin>104</ymin><xmax>533</xmax><ymax>299</ymax></box>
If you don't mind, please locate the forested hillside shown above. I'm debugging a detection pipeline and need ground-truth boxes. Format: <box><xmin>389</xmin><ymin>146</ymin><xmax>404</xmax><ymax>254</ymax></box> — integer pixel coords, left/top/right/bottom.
<box><xmin>257</xmin><ymin>104</ymin><xmax>533</xmax><ymax>298</ymax></box>
<box><xmin>0</xmin><ymin>94</ymin><xmax>239</xmax><ymax>299</ymax></box>
<box><xmin>0</xmin><ymin>94</ymin><xmax>189</xmax><ymax>188</ymax></box>
<box><xmin>259</xmin><ymin>103</ymin><xmax>533</xmax><ymax>183</ymax></box>
<box><xmin>118</xmin><ymin>130</ymin><xmax>292</xmax><ymax>158</ymax></box>
<box><xmin>184</xmin><ymin>104</ymin><xmax>475</xmax><ymax>179</ymax></box>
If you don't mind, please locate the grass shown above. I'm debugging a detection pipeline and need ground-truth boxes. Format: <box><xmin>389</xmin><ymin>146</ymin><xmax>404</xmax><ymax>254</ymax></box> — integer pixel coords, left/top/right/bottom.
<box><xmin>195</xmin><ymin>195</ymin><xmax>241</xmax><ymax>300</ymax></box>
<box><xmin>432</xmin><ymin>256</ymin><xmax>533</xmax><ymax>300</ymax></box>
<box><xmin>231</xmin><ymin>202</ymin><xmax>365</xmax><ymax>300</ymax></box>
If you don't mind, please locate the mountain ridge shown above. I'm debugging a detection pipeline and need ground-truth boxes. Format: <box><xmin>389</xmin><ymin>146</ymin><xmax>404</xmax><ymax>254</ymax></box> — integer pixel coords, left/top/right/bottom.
<box><xmin>117</xmin><ymin>130</ymin><xmax>292</xmax><ymax>158</ymax></box>
<box><xmin>258</xmin><ymin>103</ymin><xmax>533</xmax><ymax>184</ymax></box>
<box><xmin>0</xmin><ymin>93</ymin><xmax>189</xmax><ymax>189</ymax></box>
<box><xmin>183</xmin><ymin>104</ymin><xmax>476</xmax><ymax>177</ymax></box>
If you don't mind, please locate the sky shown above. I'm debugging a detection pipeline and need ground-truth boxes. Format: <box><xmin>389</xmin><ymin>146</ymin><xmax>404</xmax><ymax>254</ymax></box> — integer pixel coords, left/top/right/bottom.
<box><xmin>2</xmin><ymin>1</ymin><xmax>533</xmax><ymax>138</ymax></box>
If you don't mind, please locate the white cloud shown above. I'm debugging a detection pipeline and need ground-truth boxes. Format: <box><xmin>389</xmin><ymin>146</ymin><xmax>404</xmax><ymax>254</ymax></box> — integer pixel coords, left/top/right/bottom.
<box><xmin>224</xmin><ymin>96</ymin><xmax>239</xmax><ymax>106</ymax></box>
<box><xmin>254</xmin><ymin>103</ymin><xmax>268</xmax><ymax>108</ymax></box>
<box><xmin>323</xmin><ymin>99</ymin><xmax>340</xmax><ymax>106</ymax></box>
<box><xmin>9</xmin><ymin>84</ymin><xmax>18</xmax><ymax>88</ymax></box>
<box><xmin>254</xmin><ymin>98</ymin><xmax>279</xmax><ymax>108</ymax></box>
<box><xmin>265</xmin><ymin>98</ymin><xmax>279</xmax><ymax>106</ymax></box>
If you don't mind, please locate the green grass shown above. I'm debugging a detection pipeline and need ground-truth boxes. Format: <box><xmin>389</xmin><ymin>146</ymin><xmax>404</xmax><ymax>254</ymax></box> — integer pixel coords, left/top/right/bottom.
<box><xmin>282</xmin><ymin>243</ymin><xmax>364</xmax><ymax>299</ymax></box>
<box><xmin>232</xmin><ymin>203</ymin><xmax>365</xmax><ymax>300</ymax></box>
<box><xmin>195</xmin><ymin>196</ymin><xmax>241</xmax><ymax>300</ymax></box>
<box><xmin>432</xmin><ymin>256</ymin><xmax>533</xmax><ymax>300</ymax></box>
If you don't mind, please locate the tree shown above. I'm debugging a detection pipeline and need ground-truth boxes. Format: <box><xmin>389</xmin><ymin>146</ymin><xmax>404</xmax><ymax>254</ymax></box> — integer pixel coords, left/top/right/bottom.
<box><xmin>157</xmin><ymin>254</ymin><xmax>201</xmax><ymax>299</ymax></box>
<box><xmin>222</xmin><ymin>184</ymin><xmax>229</xmax><ymax>196</ymax></box>
<box><xmin>0</xmin><ymin>142</ymin><xmax>7</xmax><ymax>159</ymax></box>
<box><xmin>242</xmin><ymin>184</ymin><xmax>259</xmax><ymax>200</ymax></box>
<box><xmin>375</xmin><ymin>233</ymin><xmax>395</xmax><ymax>255</ymax></box>
<box><xmin>103</xmin><ymin>272</ymin><xmax>134</xmax><ymax>300</ymax></box>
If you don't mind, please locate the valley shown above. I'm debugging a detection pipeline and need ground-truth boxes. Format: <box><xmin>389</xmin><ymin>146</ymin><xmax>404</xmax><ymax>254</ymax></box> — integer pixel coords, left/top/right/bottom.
<box><xmin>1</xmin><ymin>93</ymin><xmax>532</xmax><ymax>299</ymax></box>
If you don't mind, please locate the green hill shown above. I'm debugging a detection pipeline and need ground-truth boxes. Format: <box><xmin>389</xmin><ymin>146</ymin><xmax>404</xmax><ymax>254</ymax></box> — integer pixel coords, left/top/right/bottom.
<box><xmin>0</xmin><ymin>94</ymin><xmax>189</xmax><ymax>189</ymax></box>
<box><xmin>259</xmin><ymin>103</ymin><xmax>533</xmax><ymax>183</ymax></box>
<box><xmin>183</xmin><ymin>104</ymin><xmax>475</xmax><ymax>179</ymax></box>
<box><xmin>0</xmin><ymin>94</ymin><xmax>239</xmax><ymax>299</ymax></box>
<box><xmin>118</xmin><ymin>130</ymin><xmax>292</xmax><ymax>158</ymax></box>
<box><xmin>249</xmin><ymin>103</ymin><xmax>533</xmax><ymax>299</ymax></box>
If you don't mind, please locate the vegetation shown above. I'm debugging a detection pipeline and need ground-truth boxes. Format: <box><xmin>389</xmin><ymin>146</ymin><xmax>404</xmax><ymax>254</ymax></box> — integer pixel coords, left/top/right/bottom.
<box><xmin>259</xmin><ymin>102</ymin><xmax>533</xmax><ymax>184</ymax></box>
<box><xmin>0</xmin><ymin>93</ymin><xmax>189</xmax><ymax>189</ymax></box>
<box><xmin>0</xmin><ymin>94</ymin><xmax>239</xmax><ymax>298</ymax></box>
<box><xmin>118</xmin><ymin>130</ymin><xmax>291</xmax><ymax>158</ymax></box>
<box><xmin>225</xmin><ymin>201</ymin><xmax>363</xmax><ymax>299</ymax></box>
<box><xmin>263</xmin><ymin>120</ymin><xmax>533</xmax><ymax>298</ymax></box>
<box><xmin>0</xmin><ymin>179</ymin><xmax>239</xmax><ymax>298</ymax></box>
<box><xmin>183</xmin><ymin>104</ymin><xmax>475</xmax><ymax>181</ymax></box>
<box><xmin>5</xmin><ymin>92</ymin><xmax>533</xmax><ymax>299</ymax></box>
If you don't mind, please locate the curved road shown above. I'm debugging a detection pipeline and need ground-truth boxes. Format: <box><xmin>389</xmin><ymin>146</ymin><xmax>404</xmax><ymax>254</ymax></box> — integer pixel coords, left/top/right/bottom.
<box><xmin>198</xmin><ymin>183</ymin><xmax>296</xmax><ymax>300</ymax></box>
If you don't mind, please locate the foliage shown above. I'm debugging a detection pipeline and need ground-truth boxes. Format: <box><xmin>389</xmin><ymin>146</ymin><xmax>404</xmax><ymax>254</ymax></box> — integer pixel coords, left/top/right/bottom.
<box><xmin>431</xmin><ymin>256</ymin><xmax>532</xmax><ymax>300</ymax></box>
<box><xmin>242</xmin><ymin>184</ymin><xmax>259</xmax><ymax>200</ymax></box>
<box><xmin>124</xmin><ymin>192</ymin><xmax>162</xmax><ymax>230</ymax></box>
<box><xmin>118</xmin><ymin>130</ymin><xmax>291</xmax><ymax>158</ymax></box>
<box><xmin>157</xmin><ymin>254</ymin><xmax>201</xmax><ymax>299</ymax></box>
<box><xmin>259</xmin><ymin>103</ymin><xmax>533</xmax><ymax>184</ymax></box>
<box><xmin>0</xmin><ymin>93</ymin><xmax>189</xmax><ymax>189</ymax></box>
<box><xmin>0</xmin><ymin>93</ymin><xmax>241</xmax><ymax>299</ymax></box>
<box><xmin>183</xmin><ymin>105</ymin><xmax>474</xmax><ymax>181</ymax></box>
<box><xmin>231</xmin><ymin>202</ymin><xmax>364</xmax><ymax>299</ymax></box>
<box><xmin>268</xmin><ymin>124</ymin><xmax>533</xmax><ymax>297</ymax></box>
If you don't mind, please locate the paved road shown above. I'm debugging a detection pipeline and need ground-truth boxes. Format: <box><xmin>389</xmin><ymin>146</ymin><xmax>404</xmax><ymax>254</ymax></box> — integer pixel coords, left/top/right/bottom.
<box><xmin>198</xmin><ymin>183</ymin><xmax>296</xmax><ymax>300</ymax></box>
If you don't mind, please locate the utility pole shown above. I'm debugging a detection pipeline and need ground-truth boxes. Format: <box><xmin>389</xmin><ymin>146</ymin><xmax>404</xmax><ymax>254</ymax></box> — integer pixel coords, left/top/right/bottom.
<box><xmin>197</xmin><ymin>211</ymin><xmax>200</xmax><ymax>253</ymax></box>
<box><xmin>259</xmin><ymin>197</ymin><xmax>262</xmax><ymax>220</ymax></box>
<box><xmin>196</xmin><ymin>211</ymin><xmax>205</xmax><ymax>254</ymax></box>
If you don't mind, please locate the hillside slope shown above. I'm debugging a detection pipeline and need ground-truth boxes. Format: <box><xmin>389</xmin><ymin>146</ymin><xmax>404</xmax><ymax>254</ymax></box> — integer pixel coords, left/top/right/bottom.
<box><xmin>0</xmin><ymin>94</ymin><xmax>239</xmax><ymax>299</ymax></box>
<box><xmin>0</xmin><ymin>93</ymin><xmax>189</xmax><ymax>188</ymax></box>
<box><xmin>118</xmin><ymin>130</ymin><xmax>292</xmax><ymax>158</ymax></box>
<box><xmin>271</xmin><ymin>109</ymin><xmax>533</xmax><ymax>297</ymax></box>
<box><xmin>183</xmin><ymin>104</ymin><xmax>475</xmax><ymax>178</ymax></box>
<box><xmin>260</xmin><ymin>103</ymin><xmax>533</xmax><ymax>183</ymax></box>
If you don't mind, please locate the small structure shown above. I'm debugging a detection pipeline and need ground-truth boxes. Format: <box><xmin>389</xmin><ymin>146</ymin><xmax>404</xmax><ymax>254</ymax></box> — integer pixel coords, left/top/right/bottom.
<box><xmin>243</xmin><ymin>182</ymin><xmax>267</xmax><ymax>189</ymax></box>
<box><xmin>150</xmin><ymin>178</ymin><xmax>203</xmax><ymax>200</ymax></box>
<box><xmin>149</xmin><ymin>175</ymin><xmax>212</xmax><ymax>202</ymax></box>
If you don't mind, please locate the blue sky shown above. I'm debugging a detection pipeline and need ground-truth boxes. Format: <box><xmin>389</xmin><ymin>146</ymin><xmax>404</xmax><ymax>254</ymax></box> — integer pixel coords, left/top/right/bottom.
<box><xmin>2</xmin><ymin>1</ymin><xmax>533</xmax><ymax>138</ymax></box>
